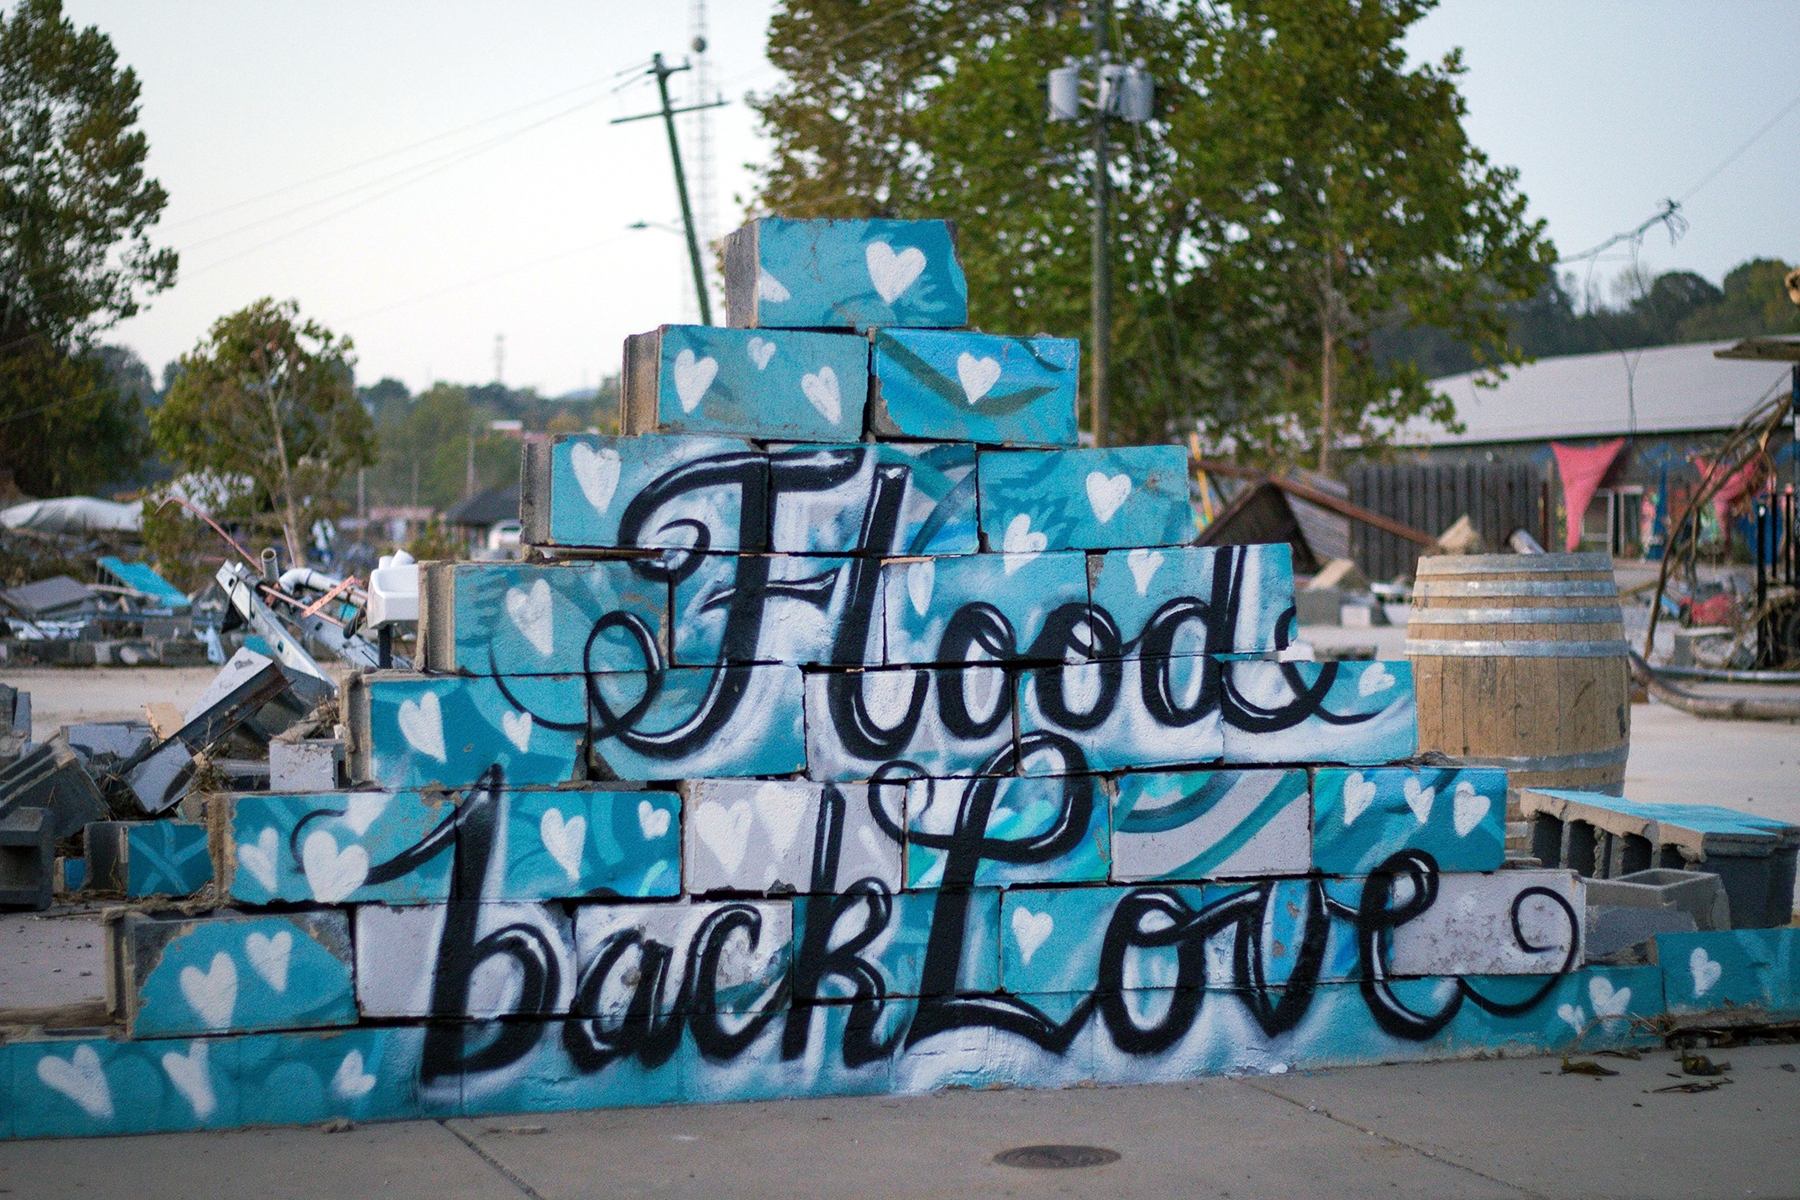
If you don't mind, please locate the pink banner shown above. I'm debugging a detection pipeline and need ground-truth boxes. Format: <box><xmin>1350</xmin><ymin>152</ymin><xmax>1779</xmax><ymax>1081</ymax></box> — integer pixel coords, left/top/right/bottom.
<box><xmin>1551</xmin><ymin>439</ymin><xmax>1626</xmax><ymax>552</ymax></box>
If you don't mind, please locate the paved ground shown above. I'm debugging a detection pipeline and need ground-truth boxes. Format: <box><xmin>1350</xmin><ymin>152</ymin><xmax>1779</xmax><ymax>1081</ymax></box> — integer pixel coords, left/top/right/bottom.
<box><xmin>0</xmin><ymin>1044</ymin><xmax>1795</xmax><ymax>1199</ymax></box>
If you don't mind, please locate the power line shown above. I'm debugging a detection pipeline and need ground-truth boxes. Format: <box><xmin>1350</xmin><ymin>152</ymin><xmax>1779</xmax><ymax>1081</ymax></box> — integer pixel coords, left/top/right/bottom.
<box><xmin>1678</xmin><ymin>86</ymin><xmax>1800</xmax><ymax>204</ymax></box>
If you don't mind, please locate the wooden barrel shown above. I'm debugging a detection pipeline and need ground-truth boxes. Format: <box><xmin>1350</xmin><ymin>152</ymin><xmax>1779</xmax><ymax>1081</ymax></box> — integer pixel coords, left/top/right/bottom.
<box><xmin>1406</xmin><ymin>552</ymin><xmax>1630</xmax><ymax>795</ymax></box>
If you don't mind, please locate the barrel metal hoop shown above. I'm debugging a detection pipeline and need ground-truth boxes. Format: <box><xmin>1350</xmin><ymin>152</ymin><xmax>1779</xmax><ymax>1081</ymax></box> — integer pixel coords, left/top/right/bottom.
<box><xmin>1451</xmin><ymin>745</ymin><xmax>1630</xmax><ymax>771</ymax></box>
<box><xmin>1406</xmin><ymin>606</ymin><xmax>1623</xmax><ymax>626</ymax></box>
<box><xmin>1416</xmin><ymin>580</ymin><xmax>1618</xmax><ymax>598</ymax></box>
<box><xmin>1415</xmin><ymin>553</ymin><xmax>1614</xmax><ymax>575</ymax></box>
<box><xmin>1405</xmin><ymin>638</ymin><xmax>1631</xmax><ymax>658</ymax></box>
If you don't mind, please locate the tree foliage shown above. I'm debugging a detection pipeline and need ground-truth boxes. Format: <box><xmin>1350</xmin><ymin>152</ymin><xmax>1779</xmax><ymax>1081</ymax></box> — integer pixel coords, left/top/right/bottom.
<box><xmin>150</xmin><ymin>299</ymin><xmax>376</xmax><ymax>563</ymax></box>
<box><xmin>751</xmin><ymin>0</ymin><xmax>1555</xmax><ymax>471</ymax></box>
<box><xmin>0</xmin><ymin>0</ymin><xmax>173</xmax><ymax>494</ymax></box>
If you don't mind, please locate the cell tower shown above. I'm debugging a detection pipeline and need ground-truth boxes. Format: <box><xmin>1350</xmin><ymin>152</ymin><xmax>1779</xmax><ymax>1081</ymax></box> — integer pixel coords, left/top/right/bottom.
<box><xmin>688</xmin><ymin>0</ymin><xmax>716</xmax><ymax>309</ymax></box>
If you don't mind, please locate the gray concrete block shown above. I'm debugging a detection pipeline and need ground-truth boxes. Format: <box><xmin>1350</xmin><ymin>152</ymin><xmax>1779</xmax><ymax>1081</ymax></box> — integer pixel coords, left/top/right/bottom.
<box><xmin>0</xmin><ymin>806</ymin><xmax>55</xmax><ymax>909</ymax></box>
<box><xmin>1585</xmin><ymin>904</ymin><xmax>1696</xmax><ymax>961</ymax></box>
<box><xmin>268</xmin><ymin>739</ymin><xmax>343</xmax><ymax>792</ymax></box>
<box><xmin>1586</xmin><ymin>868</ymin><xmax>1731</xmax><ymax>931</ymax></box>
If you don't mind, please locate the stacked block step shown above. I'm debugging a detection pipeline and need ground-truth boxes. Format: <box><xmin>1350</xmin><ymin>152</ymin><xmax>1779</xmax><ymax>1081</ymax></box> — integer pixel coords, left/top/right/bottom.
<box><xmin>9</xmin><ymin>215</ymin><xmax>1742</xmax><ymax>1141</ymax></box>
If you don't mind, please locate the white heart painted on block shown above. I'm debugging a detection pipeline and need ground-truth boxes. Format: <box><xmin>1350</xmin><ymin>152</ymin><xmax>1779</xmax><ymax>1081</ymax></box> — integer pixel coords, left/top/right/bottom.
<box><xmin>747</xmin><ymin>337</ymin><xmax>777</xmax><ymax>370</ymax></box>
<box><xmin>331</xmin><ymin>1049</ymin><xmax>377</xmax><ymax>1100</ymax></box>
<box><xmin>36</xmin><ymin>1045</ymin><xmax>113</xmax><ymax>1119</ymax></box>
<box><xmin>245</xmin><ymin>930</ymin><xmax>292</xmax><ymax>994</ymax></box>
<box><xmin>758</xmin><ymin>269</ymin><xmax>791</xmax><ymax>303</ymax></box>
<box><xmin>1589</xmin><ymin>976</ymin><xmax>1631</xmax><ymax>1018</ymax></box>
<box><xmin>1451</xmin><ymin>780</ymin><xmax>1490</xmax><ymax>838</ymax></box>
<box><xmin>501</xmin><ymin>709</ymin><xmax>533</xmax><ymax>754</ymax></box>
<box><xmin>1085</xmin><ymin>472</ymin><xmax>1132</xmax><ymax>524</ymax></box>
<box><xmin>179</xmin><ymin>951</ymin><xmax>238</xmax><ymax>1029</ymax></box>
<box><xmin>1556</xmin><ymin>1003</ymin><xmax>1585</xmax><ymax>1033</ymax></box>
<box><xmin>396</xmin><ymin>691</ymin><xmax>446</xmax><ymax>763</ymax></box>
<box><xmin>1341</xmin><ymin>772</ymin><xmax>1377</xmax><ymax>825</ymax></box>
<box><xmin>801</xmin><ymin>366</ymin><xmax>842</xmax><ymax>425</ymax></box>
<box><xmin>506</xmin><ymin>579</ymin><xmax>554</xmax><ymax>658</ymax></box>
<box><xmin>1357</xmin><ymin>662</ymin><xmax>1396</xmax><ymax>697</ymax></box>
<box><xmin>1126</xmin><ymin>548</ymin><xmax>1163</xmax><ymax>596</ymax></box>
<box><xmin>302</xmin><ymin>831</ymin><xmax>370</xmax><ymax>904</ymax></box>
<box><xmin>1690</xmin><ymin>947</ymin><xmax>1723</xmax><ymax>997</ymax></box>
<box><xmin>570</xmin><ymin>442</ymin><xmax>622</xmax><ymax>514</ymax></box>
<box><xmin>956</xmin><ymin>352</ymin><xmax>1002</xmax><ymax>405</ymax></box>
<box><xmin>673</xmin><ymin>348</ymin><xmax>719</xmax><ymax>414</ymax></box>
<box><xmin>540</xmin><ymin>809</ymin><xmax>587</xmax><ymax>882</ymax></box>
<box><xmin>237</xmin><ymin>827</ymin><xmax>279</xmax><ymax>892</ymax></box>
<box><xmin>755</xmin><ymin>782</ymin><xmax>808</xmax><ymax>855</ymax></box>
<box><xmin>1001</xmin><ymin>513</ymin><xmax>1047</xmax><ymax>575</ymax></box>
<box><xmin>1011</xmin><ymin>907</ymin><xmax>1055</xmax><ymax>966</ymax></box>
<box><xmin>637</xmin><ymin>799</ymin><xmax>672</xmax><ymax>841</ymax></box>
<box><xmin>866</xmin><ymin>241</ymin><xmax>926</xmax><ymax>304</ymax></box>
<box><xmin>162</xmin><ymin>1042</ymin><xmax>217</xmax><ymax>1119</ymax></box>
<box><xmin>907</xmin><ymin>559</ymin><xmax>936</xmax><ymax>618</ymax></box>
<box><xmin>695</xmin><ymin>800</ymin><xmax>754</xmax><ymax>876</ymax></box>
<box><xmin>1402</xmin><ymin>776</ymin><xmax>1436</xmax><ymax>825</ymax></box>
<box><xmin>343</xmin><ymin>793</ymin><xmax>388</xmax><ymax>837</ymax></box>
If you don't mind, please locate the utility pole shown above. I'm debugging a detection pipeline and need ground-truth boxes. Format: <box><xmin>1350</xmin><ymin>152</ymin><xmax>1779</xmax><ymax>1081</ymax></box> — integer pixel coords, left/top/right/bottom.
<box><xmin>1089</xmin><ymin>0</ymin><xmax>1112</xmax><ymax>448</ymax></box>
<box><xmin>614</xmin><ymin>56</ymin><xmax>728</xmax><ymax>326</ymax></box>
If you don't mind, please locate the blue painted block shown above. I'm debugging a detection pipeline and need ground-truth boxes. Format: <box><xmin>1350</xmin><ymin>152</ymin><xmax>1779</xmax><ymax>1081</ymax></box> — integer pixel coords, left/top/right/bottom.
<box><xmin>88</xmin><ymin>821</ymin><xmax>210</xmax><ymax>897</ymax></box>
<box><xmin>623</xmin><ymin>325</ymin><xmax>870</xmax><ymax>441</ymax></box>
<box><xmin>907</xmin><ymin>774</ymin><xmax>1109</xmax><ymax>888</ymax></box>
<box><xmin>890</xmin><ymin>996</ymin><xmax>1098</xmax><ymax>1094</ymax></box>
<box><xmin>354</xmin><ymin>902</ymin><xmax>576</xmax><ymax>1018</ymax></box>
<box><xmin>587</xmin><ymin>664</ymin><xmax>806</xmax><ymax>781</ymax></box>
<box><xmin>60</xmin><ymin>857</ymin><xmax>85</xmax><ymax>891</ymax></box>
<box><xmin>421</xmin><ymin>560</ymin><xmax>669</xmax><ymax>676</ymax></box>
<box><xmin>681</xmin><ymin>1001</ymin><xmax>897</xmax><ymax>1103</ymax></box>
<box><xmin>978</xmin><ymin>445</ymin><xmax>1195</xmax><ymax>551</ymax></box>
<box><xmin>572</xmin><ymin>899</ymin><xmax>793</xmax><ymax>1017</ymax></box>
<box><xmin>672</xmin><ymin>553</ymin><xmax>882</xmax><ymax>666</ymax></box>
<box><xmin>769</xmin><ymin>441</ymin><xmax>979</xmax><ymax>556</ymax></box>
<box><xmin>1196</xmin><ymin>877</ymin><xmax>1362</xmax><ymax>987</ymax></box>
<box><xmin>115</xmin><ymin>910</ymin><xmax>357</xmax><ymax>1039</ymax></box>
<box><xmin>349</xmin><ymin>672</ymin><xmax>585</xmax><ymax>791</ymax></box>
<box><xmin>1658</xmin><ymin>928</ymin><xmax>1800</xmax><ymax>1020</ymax></box>
<box><xmin>683</xmin><ymin>778</ymin><xmax>904</xmax><ymax>895</ymax></box>
<box><xmin>1088</xmin><ymin>544</ymin><xmax>1293</xmax><ymax>658</ymax></box>
<box><xmin>460</xmin><ymin>1020</ymin><xmax>681</xmax><ymax>1117</ymax></box>
<box><xmin>1220</xmin><ymin>659</ymin><xmax>1418</xmax><ymax>765</ymax></box>
<box><xmin>1112</xmin><ymin>769</ymin><xmax>1311</xmax><ymax>881</ymax></box>
<box><xmin>803</xmin><ymin>664</ymin><xmax>1015</xmax><ymax>781</ymax></box>
<box><xmin>725</xmin><ymin>217</ymin><xmax>967</xmax><ymax>330</ymax></box>
<box><xmin>881</xmin><ymin>550</ymin><xmax>1089</xmax><ymax>665</ymax></box>
<box><xmin>237</xmin><ymin>1027</ymin><xmax>449</xmax><ymax>1126</ymax></box>
<box><xmin>791</xmin><ymin>887</ymin><xmax>1001</xmax><ymax>1000</ymax></box>
<box><xmin>523</xmin><ymin>432</ymin><xmax>767</xmax><ymax>551</ymax></box>
<box><xmin>465</xmin><ymin>788</ymin><xmax>681</xmax><ymax>901</ymax></box>
<box><xmin>999</xmin><ymin>886</ymin><xmax>1203</xmax><ymax>997</ymax></box>
<box><xmin>1017</xmin><ymin>656</ymin><xmax>1224</xmax><ymax>774</ymax></box>
<box><xmin>1313</xmin><ymin>766</ymin><xmax>1507</xmax><ymax>875</ymax></box>
<box><xmin>12</xmin><ymin>1037</ymin><xmax>240</xmax><ymax>1138</ymax></box>
<box><xmin>870</xmin><ymin>330</ymin><xmax>1078</xmax><ymax>446</ymax></box>
<box><xmin>225</xmin><ymin>791</ymin><xmax>456</xmax><ymax>906</ymax></box>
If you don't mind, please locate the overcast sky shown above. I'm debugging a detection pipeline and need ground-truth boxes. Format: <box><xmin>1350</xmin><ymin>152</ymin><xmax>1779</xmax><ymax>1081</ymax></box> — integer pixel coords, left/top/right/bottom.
<box><xmin>51</xmin><ymin>1</ymin><xmax>1800</xmax><ymax>398</ymax></box>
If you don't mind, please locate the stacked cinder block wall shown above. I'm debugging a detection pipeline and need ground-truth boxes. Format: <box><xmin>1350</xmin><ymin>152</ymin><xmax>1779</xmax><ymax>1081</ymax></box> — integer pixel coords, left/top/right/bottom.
<box><xmin>6</xmin><ymin>217</ymin><xmax>1795</xmax><ymax>1140</ymax></box>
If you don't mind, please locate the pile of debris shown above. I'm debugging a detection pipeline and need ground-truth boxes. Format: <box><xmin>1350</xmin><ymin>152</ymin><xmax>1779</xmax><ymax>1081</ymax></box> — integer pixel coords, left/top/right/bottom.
<box><xmin>0</xmin><ymin>558</ymin><xmax>216</xmax><ymax>667</ymax></box>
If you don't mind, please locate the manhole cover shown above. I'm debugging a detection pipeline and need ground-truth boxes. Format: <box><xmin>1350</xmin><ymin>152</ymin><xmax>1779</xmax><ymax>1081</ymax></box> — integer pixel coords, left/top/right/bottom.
<box><xmin>993</xmin><ymin>1144</ymin><xmax>1122</xmax><ymax>1170</ymax></box>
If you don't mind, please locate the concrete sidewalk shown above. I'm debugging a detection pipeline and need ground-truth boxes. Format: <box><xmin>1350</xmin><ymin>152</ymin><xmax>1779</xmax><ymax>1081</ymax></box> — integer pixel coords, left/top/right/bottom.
<box><xmin>1</xmin><ymin>1044</ymin><xmax>1794</xmax><ymax>1200</ymax></box>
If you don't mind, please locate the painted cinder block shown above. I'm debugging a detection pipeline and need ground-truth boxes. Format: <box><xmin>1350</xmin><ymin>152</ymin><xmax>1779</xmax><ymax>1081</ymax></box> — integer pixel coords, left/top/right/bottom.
<box><xmin>622</xmin><ymin>324</ymin><xmax>870</xmax><ymax>442</ymax></box>
<box><xmin>724</xmin><ymin>217</ymin><xmax>968</xmax><ymax>330</ymax></box>
<box><xmin>790</xmin><ymin>887</ymin><xmax>1001</xmax><ymax>1000</ymax></box>
<box><xmin>1658</xmin><ymin>927</ymin><xmax>1800</xmax><ymax>1021</ymax></box>
<box><xmin>1384</xmin><ymin>870</ymin><xmax>1585</xmax><ymax>977</ymax></box>
<box><xmin>680</xmin><ymin>1000</ymin><xmax>898</xmax><ymax>1104</ymax></box>
<box><xmin>890</xmin><ymin>998</ymin><xmax>1098</xmax><ymax>1094</ymax></box>
<box><xmin>236</xmin><ymin>1026</ymin><xmax>449</xmax><ymax>1126</ymax></box>
<box><xmin>769</xmin><ymin>441</ymin><xmax>979</xmax><ymax>557</ymax></box>
<box><xmin>672</xmin><ymin>553</ymin><xmax>883</xmax><ymax>666</ymax></box>
<box><xmin>587</xmin><ymin>664</ymin><xmax>806</xmax><ymax>781</ymax></box>
<box><xmin>109</xmin><ymin>910</ymin><xmax>356</xmax><ymax>1039</ymax></box>
<box><xmin>869</xmin><ymin>329</ymin><xmax>1079</xmax><ymax>446</ymax></box>
<box><xmin>1087</xmin><ymin>544</ymin><xmax>1294</xmax><ymax>659</ymax></box>
<box><xmin>907</xmin><ymin>774</ymin><xmax>1110</xmax><ymax>888</ymax></box>
<box><xmin>1312</xmin><ymin>766</ymin><xmax>1507</xmax><ymax>875</ymax></box>
<box><xmin>572</xmin><ymin>900</ymin><xmax>794</xmax><ymax>1017</ymax></box>
<box><xmin>1220</xmin><ymin>659</ymin><xmax>1418</xmax><ymax>765</ymax></box>
<box><xmin>519</xmin><ymin>432</ymin><xmax>768</xmax><ymax>552</ymax></box>
<box><xmin>460</xmin><ymin>1020</ymin><xmax>681</xmax><ymax>1117</ymax></box>
<box><xmin>462</xmin><ymin>787</ymin><xmax>680</xmax><ymax>901</ymax></box>
<box><xmin>977</xmin><ymin>445</ymin><xmax>1195</xmax><ymax>551</ymax></box>
<box><xmin>84</xmin><ymin>820</ymin><xmax>212</xmax><ymax>897</ymax></box>
<box><xmin>421</xmin><ymin>559</ymin><xmax>670</xmax><ymax>677</ymax></box>
<box><xmin>220</xmin><ymin>791</ymin><xmax>456</xmax><ymax>906</ymax></box>
<box><xmin>881</xmin><ymin>550</ymin><xmax>1089</xmax><ymax>665</ymax></box>
<box><xmin>803</xmin><ymin>664</ymin><xmax>1015</xmax><ymax>781</ymax></box>
<box><xmin>353</xmin><ymin>901</ymin><xmax>576</xmax><ymax>1019</ymax></box>
<box><xmin>1016</xmin><ymin>656</ymin><xmax>1224</xmax><ymax>774</ymax></box>
<box><xmin>1112</xmin><ymin>769</ymin><xmax>1311</xmax><ymax>882</ymax></box>
<box><xmin>682</xmin><ymin>778</ymin><xmax>904</xmax><ymax>896</ymax></box>
<box><xmin>999</xmin><ymin>886</ymin><xmax>1203</xmax><ymax>997</ymax></box>
<box><xmin>12</xmin><ymin>1037</ymin><xmax>241</xmax><ymax>1138</ymax></box>
<box><xmin>347</xmin><ymin>671</ymin><xmax>585</xmax><ymax>791</ymax></box>
<box><xmin>1196</xmin><ymin>877</ymin><xmax>1362</xmax><ymax>987</ymax></box>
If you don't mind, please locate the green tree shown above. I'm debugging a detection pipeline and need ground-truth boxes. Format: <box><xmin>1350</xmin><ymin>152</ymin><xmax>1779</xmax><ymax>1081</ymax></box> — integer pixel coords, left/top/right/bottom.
<box><xmin>0</xmin><ymin>0</ymin><xmax>173</xmax><ymax>493</ymax></box>
<box><xmin>150</xmin><ymin>299</ymin><xmax>377</xmax><ymax>563</ymax></box>
<box><xmin>752</xmin><ymin>0</ymin><xmax>1554</xmax><ymax>471</ymax></box>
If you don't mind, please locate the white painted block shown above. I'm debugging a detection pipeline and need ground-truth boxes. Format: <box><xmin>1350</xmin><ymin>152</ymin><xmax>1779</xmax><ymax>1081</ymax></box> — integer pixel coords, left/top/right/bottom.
<box><xmin>1387</xmin><ymin>870</ymin><xmax>1585</xmax><ymax>976</ymax></box>
<box><xmin>268</xmin><ymin>740</ymin><xmax>342</xmax><ymax>792</ymax></box>
<box><xmin>682</xmin><ymin>779</ymin><xmax>904</xmax><ymax>895</ymax></box>
<box><xmin>352</xmin><ymin>902</ymin><xmax>575</xmax><ymax>1018</ymax></box>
